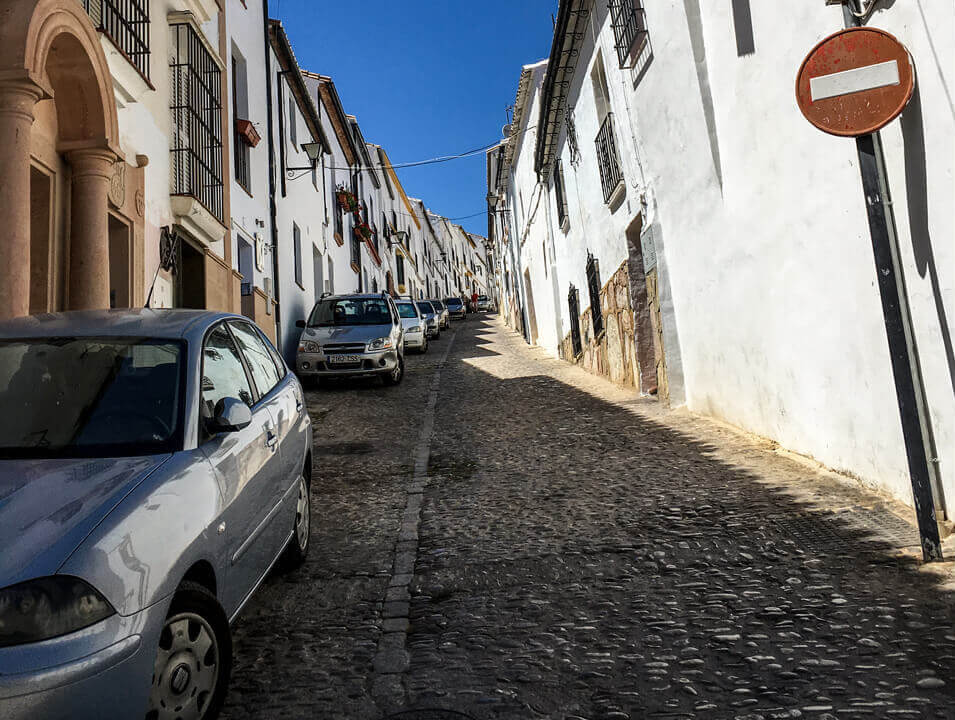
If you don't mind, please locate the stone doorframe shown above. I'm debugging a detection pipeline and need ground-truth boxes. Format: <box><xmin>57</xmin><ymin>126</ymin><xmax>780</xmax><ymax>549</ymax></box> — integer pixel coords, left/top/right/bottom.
<box><xmin>0</xmin><ymin>0</ymin><xmax>122</xmax><ymax>320</ymax></box>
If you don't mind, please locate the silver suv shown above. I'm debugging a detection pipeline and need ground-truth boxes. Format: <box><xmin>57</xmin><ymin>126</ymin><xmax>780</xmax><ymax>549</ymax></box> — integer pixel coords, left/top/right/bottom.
<box><xmin>296</xmin><ymin>293</ymin><xmax>404</xmax><ymax>386</ymax></box>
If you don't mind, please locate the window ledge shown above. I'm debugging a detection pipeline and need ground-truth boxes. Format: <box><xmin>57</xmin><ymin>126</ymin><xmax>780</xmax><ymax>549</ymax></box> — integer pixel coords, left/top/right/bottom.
<box><xmin>560</xmin><ymin>216</ymin><xmax>570</xmax><ymax>234</ymax></box>
<box><xmin>169</xmin><ymin>0</ymin><xmax>218</xmax><ymax>23</ymax></box>
<box><xmin>171</xmin><ymin>195</ymin><xmax>227</xmax><ymax>248</ymax></box>
<box><xmin>99</xmin><ymin>36</ymin><xmax>152</xmax><ymax>107</ymax></box>
<box><xmin>605</xmin><ymin>180</ymin><xmax>626</xmax><ymax>209</ymax></box>
<box><xmin>334</xmin><ymin>232</ymin><xmax>344</xmax><ymax>246</ymax></box>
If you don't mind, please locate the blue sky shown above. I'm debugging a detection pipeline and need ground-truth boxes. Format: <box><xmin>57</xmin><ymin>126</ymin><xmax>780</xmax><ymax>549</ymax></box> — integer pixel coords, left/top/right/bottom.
<box><xmin>270</xmin><ymin>0</ymin><xmax>557</xmax><ymax>236</ymax></box>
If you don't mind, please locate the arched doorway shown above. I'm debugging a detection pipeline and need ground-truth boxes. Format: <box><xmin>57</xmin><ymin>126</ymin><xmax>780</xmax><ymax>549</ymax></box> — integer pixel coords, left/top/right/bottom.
<box><xmin>0</xmin><ymin>0</ymin><xmax>121</xmax><ymax>319</ymax></box>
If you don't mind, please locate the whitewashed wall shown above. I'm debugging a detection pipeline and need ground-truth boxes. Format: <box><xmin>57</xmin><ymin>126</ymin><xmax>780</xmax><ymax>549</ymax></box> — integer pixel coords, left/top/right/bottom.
<box><xmin>627</xmin><ymin>1</ymin><xmax>954</xmax><ymax>508</ymax></box>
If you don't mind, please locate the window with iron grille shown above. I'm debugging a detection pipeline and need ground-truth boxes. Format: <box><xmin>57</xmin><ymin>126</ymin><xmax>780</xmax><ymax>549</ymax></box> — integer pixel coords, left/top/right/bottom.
<box><xmin>335</xmin><ymin>194</ymin><xmax>344</xmax><ymax>238</ymax></box>
<box><xmin>170</xmin><ymin>22</ymin><xmax>224</xmax><ymax>222</ymax></box>
<box><xmin>595</xmin><ymin>112</ymin><xmax>624</xmax><ymax>204</ymax></box>
<box><xmin>350</xmin><ymin>230</ymin><xmax>361</xmax><ymax>268</ymax></box>
<box><xmin>568</xmin><ymin>284</ymin><xmax>583</xmax><ymax>357</ymax></box>
<box><xmin>608</xmin><ymin>0</ymin><xmax>649</xmax><ymax>69</ymax></box>
<box><xmin>396</xmin><ymin>255</ymin><xmax>405</xmax><ymax>285</ymax></box>
<box><xmin>232</xmin><ymin>60</ymin><xmax>251</xmax><ymax>193</ymax></box>
<box><xmin>83</xmin><ymin>0</ymin><xmax>151</xmax><ymax>80</ymax></box>
<box><xmin>554</xmin><ymin>159</ymin><xmax>569</xmax><ymax>227</ymax></box>
<box><xmin>586</xmin><ymin>252</ymin><xmax>604</xmax><ymax>337</ymax></box>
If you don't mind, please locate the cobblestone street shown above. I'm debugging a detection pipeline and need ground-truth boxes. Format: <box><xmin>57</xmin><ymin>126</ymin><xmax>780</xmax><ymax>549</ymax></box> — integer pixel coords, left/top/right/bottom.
<box><xmin>222</xmin><ymin>315</ymin><xmax>955</xmax><ymax>720</ymax></box>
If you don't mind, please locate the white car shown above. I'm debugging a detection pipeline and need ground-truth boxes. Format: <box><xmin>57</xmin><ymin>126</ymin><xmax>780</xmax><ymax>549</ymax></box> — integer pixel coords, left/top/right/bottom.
<box><xmin>395</xmin><ymin>300</ymin><xmax>428</xmax><ymax>353</ymax></box>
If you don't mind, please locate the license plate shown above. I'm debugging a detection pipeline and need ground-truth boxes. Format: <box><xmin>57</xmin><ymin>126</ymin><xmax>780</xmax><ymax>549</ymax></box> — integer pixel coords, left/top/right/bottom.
<box><xmin>328</xmin><ymin>354</ymin><xmax>362</xmax><ymax>364</ymax></box>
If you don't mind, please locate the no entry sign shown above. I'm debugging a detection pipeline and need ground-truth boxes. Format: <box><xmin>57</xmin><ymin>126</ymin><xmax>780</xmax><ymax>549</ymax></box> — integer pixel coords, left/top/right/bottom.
<box><xmin>796</xmin><ymin>27</ymin><xmax>914</xmax><ymax>137</ymax></box>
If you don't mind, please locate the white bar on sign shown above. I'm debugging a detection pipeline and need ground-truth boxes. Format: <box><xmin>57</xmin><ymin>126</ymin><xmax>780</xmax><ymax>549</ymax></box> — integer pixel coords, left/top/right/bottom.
<box><xmin>810</xmin><ymin>59</ymin><xmax>900</xmax><ymax>101</ymax></box>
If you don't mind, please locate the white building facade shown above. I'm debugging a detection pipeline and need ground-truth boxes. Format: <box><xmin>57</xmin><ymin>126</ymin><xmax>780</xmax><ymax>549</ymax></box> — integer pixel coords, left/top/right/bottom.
<box><xmin>489</xmin><ymin>0</ymin><xmax>955</xmax><ymax>514</ymax></box>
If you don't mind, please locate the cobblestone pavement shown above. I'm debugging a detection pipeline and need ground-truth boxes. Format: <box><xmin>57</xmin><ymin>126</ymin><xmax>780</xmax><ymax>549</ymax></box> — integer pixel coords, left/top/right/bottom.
<box><xmin>223</xmin><ymin>315</ymin><xmax>955</xmax><ymax>720</ymax></box>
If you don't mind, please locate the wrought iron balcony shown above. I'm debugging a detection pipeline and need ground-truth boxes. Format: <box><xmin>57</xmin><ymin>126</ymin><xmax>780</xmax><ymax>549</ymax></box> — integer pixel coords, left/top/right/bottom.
<box><xmin>609</xmin><ymin>0</ymin><xmax>648</xmax><ymax>69</ymax></box>
<box><xmin>81</xmin><ymin>0</ymin><xmax>151</xmax><ymax>80</ymax></box>
<box><xmin>594</xmin><ymin>113</ymin><xmax>624</xmax><ymax>204</ymax></box>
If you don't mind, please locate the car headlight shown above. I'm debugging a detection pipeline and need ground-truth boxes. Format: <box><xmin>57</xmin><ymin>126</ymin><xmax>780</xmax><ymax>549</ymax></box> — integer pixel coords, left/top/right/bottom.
<box><xmin>298</xmin><ymin>341</ymin><xmax>321</xmax><ymax>354</ymax></box>
<box><xmin>367</xmin><ymin>337</ymin><xmax>394</xmax><ymax>351</ymax></box>
<box><xmin>408</xmin><ymin>326</ymin><xmax>422</xmax><ymax>333</ymax></box>
<box><xmin>0</xmin><ymin>576</ymin><xmax>115</xmax><ymax>647</ymax></box>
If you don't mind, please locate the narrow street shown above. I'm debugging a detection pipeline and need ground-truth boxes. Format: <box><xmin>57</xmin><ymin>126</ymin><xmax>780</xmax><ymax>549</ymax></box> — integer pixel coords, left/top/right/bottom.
<box><xmin>223</xmin><ymin>315</ymin><xmax>955</xmax><ymax>720</ymax></box>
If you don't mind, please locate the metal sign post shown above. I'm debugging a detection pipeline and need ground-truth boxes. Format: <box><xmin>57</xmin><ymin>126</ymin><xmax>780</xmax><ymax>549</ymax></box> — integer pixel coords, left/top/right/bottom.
<box><xmin>795</xmin><ymin>6</ymin><xmax>944</xmax><ymax>561</ymax></box>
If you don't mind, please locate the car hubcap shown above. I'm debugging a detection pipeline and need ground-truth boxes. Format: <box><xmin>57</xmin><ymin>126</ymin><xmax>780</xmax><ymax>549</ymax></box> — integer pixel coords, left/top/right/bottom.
<box><xmin>295</xmin><ymin>476</ymin><xmax>309</xmax><ymax>550</ymax></box>
<box><xmin>393</xmin><ymin>360</ymin><xmax>402</xmax><ymax>381</ymax></box>
<box><xmin>147</xmin><ymin>613</ymin><xmax>219</xmax><ymax>720</ymax></box>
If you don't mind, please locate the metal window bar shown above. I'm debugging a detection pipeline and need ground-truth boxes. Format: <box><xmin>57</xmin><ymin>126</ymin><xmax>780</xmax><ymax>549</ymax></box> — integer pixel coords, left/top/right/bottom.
<box><xmin>554</xmin><ymin>159</ymin><xmax>568</xmax><ymax>227</ymax></box>
<box><xmin>568</xmin><ymin>284</ymin><xmax>583</xmax><ymax>357</ymax></box>
<box><xmin>170</xmin><ymin>22</ymin><xmax>224</xmax><ymax>222</ymax></box>
<box><xmin>351</xmin><ymin>232</ymin><xmax>361</xmax><ymax>267</ymax></box>
<box><xmin>82</xmin><ymin>0</ymin><xmax>151</xmax><ymax>80</ymax></box>
<box><xmin>335</xmin><ymin>195</ymin><xmax>344</xmax><ymax>237</ymax></box>
<box><xmin>586</xmin><ymin>252</ymin><xmax>604</xmax><ymax>337</ymax></box>
<box><xmin>595</xmin><ymin>112</ymin><xmax>624</xmax><ymax>204</ymax></box>
<box><xmin>609</xmin><ymin>0</ymin><xmax>649</xmax><ymax>69</ymax></box>
<box><xmin>232</xmin><ymin>65</ymin><xmax>251</xmax><ymax>192</ymax></box>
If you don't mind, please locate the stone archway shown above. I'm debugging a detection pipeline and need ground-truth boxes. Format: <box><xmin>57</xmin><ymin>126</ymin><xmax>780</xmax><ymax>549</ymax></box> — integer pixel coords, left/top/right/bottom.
<box><xmin>0</xmin><ymin>0</ymin><xmax>120</xmax><ymax>319</ymax></box>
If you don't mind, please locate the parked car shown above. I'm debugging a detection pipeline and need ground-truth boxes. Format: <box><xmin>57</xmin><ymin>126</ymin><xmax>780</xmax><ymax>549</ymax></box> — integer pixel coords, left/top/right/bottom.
<box><xmin>443</xmin><ymin>297</ymin><xmax>467</xmax><ymax>321</ymax></box>
<box><xmin>296</xmin><ymin>293</ymin><xmax>405</xmax><ymax>386</ymax></box>
<box><xmin>415</xmin><ymin>301</ymin><xmax>441</xmax><ymax>339</ymax></box>
<box><xmin>396</xmin><ymin>300</ymin><xmax>428</xmax><ymax>353</ymax></box>
<box><xmin>428</xmin><ymin>299</ymin><xmax>450</xmax><ymax>329</ymax></box>
<box><xmin>476</xmin><ymin>295</ymin><xmax>491</xmax><ymax>312</ymax></box>
<box><xmin>0</xmin><ymin>309</ymin><xmax>312</xmax><ymax>720</ymax></box>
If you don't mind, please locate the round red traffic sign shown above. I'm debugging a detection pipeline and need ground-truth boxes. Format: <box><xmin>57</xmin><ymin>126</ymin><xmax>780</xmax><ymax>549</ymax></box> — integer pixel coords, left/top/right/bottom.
<box><xmin>796</xmin><ymin>27</ymin><xmax>914</xmax><ymax>137</ymax></box>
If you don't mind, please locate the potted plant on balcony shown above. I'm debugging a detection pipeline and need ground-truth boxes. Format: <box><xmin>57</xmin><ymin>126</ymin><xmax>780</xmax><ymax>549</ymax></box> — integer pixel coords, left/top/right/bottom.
<box><xmin>336</xmin><ymin>187</ymin><xmax>359</xmax><ymax>213</ymax></box>
<box><xmin>354</xmin><ymin>221</ymin><xmax>373</xmax><ymax>241</ymax></box>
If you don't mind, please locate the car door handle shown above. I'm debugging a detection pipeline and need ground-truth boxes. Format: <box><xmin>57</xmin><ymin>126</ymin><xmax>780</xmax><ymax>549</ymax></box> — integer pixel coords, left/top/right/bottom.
<box><xmin>265</xmin><ymin>431</ymin><xmax>278</xmax><ymax>450</ymax></box>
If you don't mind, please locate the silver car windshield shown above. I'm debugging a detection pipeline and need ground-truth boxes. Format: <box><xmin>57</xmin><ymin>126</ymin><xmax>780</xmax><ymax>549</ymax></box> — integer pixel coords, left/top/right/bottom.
<box><xmin>415</xmin><ymin>302</ymin><xmax>434</xmax><ymax>315</ymax></box>
<box><xmin>309</xmin><ymin>298</ymin><xmax>393</xmax><ymax>326</ymax></box>
<box><xmin>397</xmin><ymin>303</ymin><xmax>418</xmax><ymax>319</ymax></box>
<box><xmin>0</xmin><ymin>337</ymin><xmax>183</xmax><ymax>459</ymax></box>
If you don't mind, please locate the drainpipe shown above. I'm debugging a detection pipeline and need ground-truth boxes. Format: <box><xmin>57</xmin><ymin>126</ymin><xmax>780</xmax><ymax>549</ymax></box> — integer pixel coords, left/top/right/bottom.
<box><xmin>263</xmin><ymin>2</ymin><xmax>282</xmax><ymax>345</ymax></box>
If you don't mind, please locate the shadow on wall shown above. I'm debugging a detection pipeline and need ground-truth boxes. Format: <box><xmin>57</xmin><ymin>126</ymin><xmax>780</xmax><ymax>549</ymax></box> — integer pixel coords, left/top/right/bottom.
<box><xmin>899</xmin><ymin>82</ymin><xmax>955</xmax><ymax>400</ymax></box>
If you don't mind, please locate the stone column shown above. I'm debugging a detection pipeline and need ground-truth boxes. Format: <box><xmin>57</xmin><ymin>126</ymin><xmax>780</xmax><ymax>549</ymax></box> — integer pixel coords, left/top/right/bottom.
<box><xmin>67</xmin><ymin>148</ymin><xmax>116</xmax><ymax>311</ymax></box>
<box><xmin>0</xmin><ymin>82</ymin><xmax>41</xmax><ymax>320</ymax></box>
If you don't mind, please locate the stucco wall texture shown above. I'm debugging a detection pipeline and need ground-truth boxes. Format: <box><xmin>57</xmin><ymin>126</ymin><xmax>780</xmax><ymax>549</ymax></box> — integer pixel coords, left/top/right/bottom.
<box><xmin>633</xmin><ymin>2</ymin><xmax>953</xmax><ymax>509</ymax></box>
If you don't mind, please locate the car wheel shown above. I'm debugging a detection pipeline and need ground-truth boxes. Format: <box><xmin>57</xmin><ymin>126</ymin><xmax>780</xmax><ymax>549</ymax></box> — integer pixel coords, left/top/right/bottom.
<box><xmin>383</xmin><ymin>355</ymin><xmax>404</xmax><ymax>385</ymax></box>
<box><xmin>421</xmin><ymin>337</ymin><xmax>429</xmax><ymax>354</ymax></box>
<box><xmin>283</xmin><ymin>474</ymin><xmax>310</xmax><ymax>567</ymax></box>
<box><xmin>147</xmin><ymin>582</ymin><xmax>231</xmax><ymax>720</ymax></box>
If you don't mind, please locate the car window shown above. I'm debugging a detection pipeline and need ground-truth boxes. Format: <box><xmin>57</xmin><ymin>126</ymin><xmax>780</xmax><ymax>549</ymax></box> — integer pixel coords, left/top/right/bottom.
<box><xmin>255</xmin><ymin>325</ymin><xmax>287</xmax><ymax>380</ymax></box>
<box><xmin>308</xmin><ymin>298</ymin><xmax>393</xmax><ymax>326</ymax></box>
<box><xmin>415</xmin><ymin>302</ymin><xmax>433</xmax><ymax>314</ymax></box>
<box><xmin>229</xmin><ymin>321</ymin><xmax>281</xmax><ymax>399</ymax></box>
<box><xmin>201</xmin><ymin>325</ymin><xmax>254</xmax><ymax>425</ymax></box>
<box><xmin>0</xmin><ymin>337</ymin><xmax>183</xmax><ymax>458</ymax></box>
<box><xmin>396</xmin><ymin>303</ymin><xmax>418</xmax><ymax>319</ymax></box>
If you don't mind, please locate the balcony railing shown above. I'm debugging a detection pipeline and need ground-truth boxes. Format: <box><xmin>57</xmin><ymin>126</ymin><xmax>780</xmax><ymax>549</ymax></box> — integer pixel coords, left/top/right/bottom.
<box><xmin>595</xmin><ymin>113</ymin><xmax>624</xmax><ymax>204</ymax></box>
<box><xmin>609</xmin><ymin>0</ymin><xmax>648</xmax><ymax>69</ymax></box>
<box><xmin>170</xmin><ymin>22</ymin><xmax>224</xmax><ymax>222</ymax></box>
<box><xmin>82</xmin><ymin>0</ymin><xmax>151</xmax><ymax>80</ymax></box>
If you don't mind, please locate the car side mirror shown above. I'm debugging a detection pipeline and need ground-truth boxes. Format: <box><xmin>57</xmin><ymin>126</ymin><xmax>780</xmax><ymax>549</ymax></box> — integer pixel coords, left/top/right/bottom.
<box><xmin>207</xmin><ymin>397</ymin><xmax>252</xmax><ymax>433</ymax></box>
<box><xmin>296</xmin><ymin>319</ymin><xmax>306</xmax><ymax>328</ymax></box>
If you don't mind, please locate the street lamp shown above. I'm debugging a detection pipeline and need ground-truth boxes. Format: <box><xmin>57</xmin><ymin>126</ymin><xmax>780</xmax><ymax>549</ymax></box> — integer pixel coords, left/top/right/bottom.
<box><xmin>286</xmin><ymin>142</ymin><xmax>324</xmax><ymax>176</ymax></box>
<box><xmin>386</xmin><ymin>230</ymin><xmax>407</xmax><ymax>248</ymax></box>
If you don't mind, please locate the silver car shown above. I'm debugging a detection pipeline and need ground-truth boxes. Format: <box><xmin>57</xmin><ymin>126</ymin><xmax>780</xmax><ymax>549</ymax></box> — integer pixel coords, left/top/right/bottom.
<box><xmin>396</xmin><ymin>300</ymin><xmax>428</xmax><ymax>353</ymax></box>
<box><xmin>414</xmin><ymin>301</ymin><xmax>441</xmax><ymax>339</ymax></box>
<box><xmin>295</xmin><ymin>293</ymin><xmax>404</xmax><ymax>386</ymax></box>
<box><xmin>0</xmin><ymin>309</ymin><xmax>313</xmax><ymax>720</ymax></box>
<box><xmin>428</xmin><ymin>299</ymin><xmax>450</xmax><ymax>329</ymax></box>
